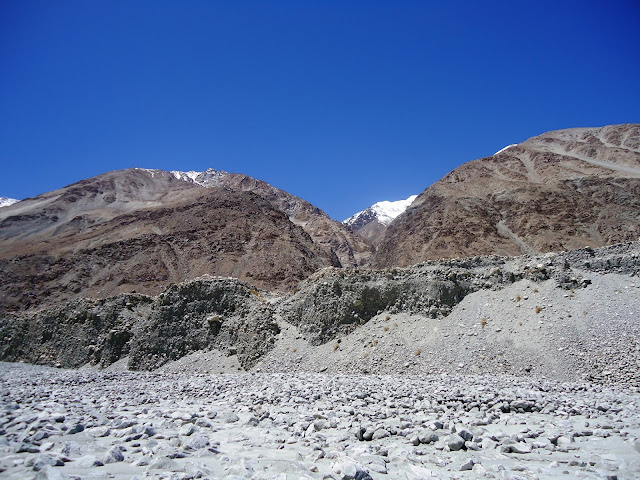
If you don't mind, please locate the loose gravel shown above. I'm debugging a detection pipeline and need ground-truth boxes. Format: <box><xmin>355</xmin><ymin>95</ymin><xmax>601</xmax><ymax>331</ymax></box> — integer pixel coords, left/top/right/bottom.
<box><xmin>1</xmin><ymin>362</ymin><xmax>639</xmax><ymax>480</ymax></box>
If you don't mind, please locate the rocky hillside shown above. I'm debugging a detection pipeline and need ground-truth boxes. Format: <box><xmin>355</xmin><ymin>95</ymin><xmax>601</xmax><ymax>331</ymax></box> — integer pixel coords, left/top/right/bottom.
<box><xmin>343</xmin><ymin>195</ymin><xmax>417</xmax><ymax>245</ymax></box>
<box><xmin>373</xmin><ymin>124</ymin><xmax>640</xmax><ymax>267</ymax></box>
<box><xmin>0</xmin><ymin>168</ymin><xmax>349</xmax><ymax>312</ymax></box>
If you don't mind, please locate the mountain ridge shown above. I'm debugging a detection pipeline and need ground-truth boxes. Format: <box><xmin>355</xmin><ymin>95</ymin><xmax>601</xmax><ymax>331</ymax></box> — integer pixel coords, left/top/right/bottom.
<box><xmin>166</xmin><ymin>167</ymin><xmax>373</xmax><ymax>267</ymax></box>
<box><xmin>1</xmin><ymin>123</ymin><xmax>639</xmax><ymax>313</ymax></box>
<box><xmin>344</xmin><ymin>195</ymin><xmax>418</xmax><ymax>227</ymax></box>
<box><xmin>373</xmin><ymin>123</ymin><xmax>640</xmax><ymax>267</ymax></box>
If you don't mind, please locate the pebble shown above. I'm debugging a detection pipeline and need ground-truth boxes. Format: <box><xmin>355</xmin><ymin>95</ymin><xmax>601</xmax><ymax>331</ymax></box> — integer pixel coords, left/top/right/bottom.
<box><xmin>446</xmin><ymin>434</ymin><xmax>466</xmax><ymax>451</ymax></box>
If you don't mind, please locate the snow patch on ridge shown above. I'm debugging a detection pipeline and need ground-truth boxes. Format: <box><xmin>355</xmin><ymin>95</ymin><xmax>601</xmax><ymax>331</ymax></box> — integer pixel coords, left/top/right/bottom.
<box><xmin>170</xmin><ymin>168</ymin><xmax>230</xmax><ymax>187</ymax></box>
<box><xmin>494</xmin><ymin>144</ymin><xmax>517</xmax><ymax>155</ymax></box>
<box><xmin>0</xmin><ymin>197</ymin><xmax>19</xmax><ymax>208</ymax></box>
<box><xmin>344</xmin><ymin>195</ymin><xmax>418</xmax><ymax>227</ymax></box>
<box><xmin>171</xmin><ymin>170</ymin><xmax>201</xmax><ymax>183</ymax></box>
<box><xmin>134</xmin><ymin>167</ymin><xmax>164</xmax><ymax>178</ymax></box>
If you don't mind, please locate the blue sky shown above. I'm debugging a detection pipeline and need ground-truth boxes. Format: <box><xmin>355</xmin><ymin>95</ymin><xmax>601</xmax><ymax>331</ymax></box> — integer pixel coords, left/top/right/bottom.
<box><xmin>1</xmin><ymin>1</ymin><xmax>639</xmax><ymax>220</ymax></box>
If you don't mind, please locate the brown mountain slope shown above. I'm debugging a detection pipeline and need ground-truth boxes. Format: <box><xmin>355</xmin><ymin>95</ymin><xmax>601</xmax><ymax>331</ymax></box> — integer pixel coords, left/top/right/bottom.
<box><xmin>0</xmin><ymin>169</ymin><xmax>196</xmax><ymax>249</ymax></box>
<box><xmin>0</xmin><ymin>169</ymin><xmax>339</xmax><ymax>313</ymax></box>
<box><xmin>373</xmin><ymin>123</ymin><xmax>640</xmax><ymax>267</ymax></box>
<box><xmin>348</xmin><ymin>217</ymin><xmax>388</xmax><ymax>246</ymax></box>
<box><xmin>171</xmin><ymin>169</ymin><xmax>373</xmax><ymax>267</ymax></box>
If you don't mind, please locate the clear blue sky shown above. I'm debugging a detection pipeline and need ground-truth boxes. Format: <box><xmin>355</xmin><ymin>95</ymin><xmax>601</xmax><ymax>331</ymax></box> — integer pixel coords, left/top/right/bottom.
<box><xmin>1</xmin><ymin>1</ymin><xmax>639</xmax><ymax>220</ymax></box>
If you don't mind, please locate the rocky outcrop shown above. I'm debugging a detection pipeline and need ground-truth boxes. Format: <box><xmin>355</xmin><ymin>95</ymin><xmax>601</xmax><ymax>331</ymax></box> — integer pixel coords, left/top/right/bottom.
<box><xmin>0</xmin><ymin>277</ymin><xmax>279</xmax><ymax>370</ymax></box>
<box><xmin>373</xmin><ymin>124</ymin><xmax>640</xmax><ymax>267</ymax></box>
<box><xmin>278</xmin><ymin>246</ymin><xmax>596</xmax><ymax>346</ymax></box>
<box><xmin>128</xmin><ymin>278</ymin><xmax>279</xmax><ymax>370</ymax></box>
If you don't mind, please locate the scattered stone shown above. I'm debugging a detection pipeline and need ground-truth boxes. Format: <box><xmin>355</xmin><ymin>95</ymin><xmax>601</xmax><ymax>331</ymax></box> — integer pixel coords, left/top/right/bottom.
<box><xmin>148</xmin><ymin>456</ymin><xmax>180</xmax><ymax>471</ymax></box>
<box><xmin>31</xmin><ymin>455</ymin><xmax>64</xmax><ymax>471</ymax></box>
<box><xmin>67</xmin><ymin>423</ymin><xmax>85</xmax><ymax>434</ymax></box>
<box><xmin>0</xmin><ymin>360</ymin><xmax>639</xmax><ymax>479</ymax></box>
<box><xmin>33</xmin><ymin>465</ymin><xmax>66</xmax><ymax>480</ymax></box>
<box><xmin>186</xmin><ymin>435</ymin><xmax>210</xmax><ymax>450</ymax></box>
<box><xmin>220</xmin><ymin>412</ymin><xmax>240</xmax><ymax>423</ymax></box>
<box><xmin>76</xmin><ymin>455</ymin><xmax>105</xmax><ymax>468</ymax></box>
<box><xmin>460</xmin><ymin>458</ymin><xmax>477</xmax><ymax>471</ymax></box>
<box><xmin>372</xmin><ymin>428</ymin><xmax>390</xmax><ymax>440</ymax></box>
<box><xmin>505</xmin><ymin>443</ymin><xmax>533</xmax><ymax>454</ymax></box>
<box><xmin>418</xmin><ymin>431</ymin><xmax>439</xmax><ymax>444</ymax></box>
<box><xmin>17</xmin><ymin>443</ymin><xmax>40</xmax><ymax>454</ymax></box>
<box><xmin>103</xmin><ymin>446</ymin><xmax>125</xmax><ymax>463</ymax></box>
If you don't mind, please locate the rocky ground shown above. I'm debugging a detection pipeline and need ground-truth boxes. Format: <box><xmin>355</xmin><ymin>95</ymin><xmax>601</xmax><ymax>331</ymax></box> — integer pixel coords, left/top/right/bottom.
<box><xmin>1</xmin><ymin>362</ymin><xmax>639</xmax><ymax>480</ymax></box>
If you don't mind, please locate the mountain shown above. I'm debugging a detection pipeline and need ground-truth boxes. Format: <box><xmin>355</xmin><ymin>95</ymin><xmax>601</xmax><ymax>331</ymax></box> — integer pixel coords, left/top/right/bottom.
<box><xmin>2</xmin><ymin>239</ymin><xmax>639</xmax><ymax>385</ymax></box>
<box><xmin>343</xmin><ymin>195</ymin><xmax>417</xmax><ymax>245</ymax></box>
<box><xmin>0</xmin><ymin>168</ymin><xmax>370</xmax><ymax>313</ymax></box>
<box><xmin>0</xmin><ymin>197</ymin><xmax>18</xmax><ymax>208</ymax></box>
<box><xmin>168</xmin><ymin>168</ymin><xmax>372</xmax><ymax>268</ymax></box>
<box><xmin>373</xmin><ymin>123</ymin><xmax>640</xmax><ymax>267</ymax></box>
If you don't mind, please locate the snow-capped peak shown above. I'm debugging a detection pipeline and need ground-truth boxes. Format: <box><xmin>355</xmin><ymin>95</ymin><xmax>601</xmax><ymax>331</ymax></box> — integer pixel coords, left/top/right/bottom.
<box><xmin>170</xmin><ymin>168</ymin><xmax>229</xmax><ymax>187</ymax></box>
<box><xmin>170</xmin><ymin>170</ymin><xmax>202</xmax><ymax>183</ymax></box>
<box><xmin>344</xmin><ymin>194</ymin><xmax>418</xmax><ymax>227</ymax></box>
<box><xmin>0</xmin><ymin>196</ymin><xmax>19</xmax><ymax>208</ymax></box>
<box><xmin>494</xmin><ymin>144</ymin><xmax>517</xmax><ymax>155</ymax></box>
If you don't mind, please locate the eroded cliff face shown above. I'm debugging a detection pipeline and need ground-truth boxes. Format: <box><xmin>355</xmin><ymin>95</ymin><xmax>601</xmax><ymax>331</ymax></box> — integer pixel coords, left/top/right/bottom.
<box><xmin>0</xmin><ymin>276</ymin><xmax>279</xmax><ymax>371</ymax></box>
<box><xmin>373</xmin><ymin>124</ymin><xmax>640</xmax><ymax>268</ymax></box>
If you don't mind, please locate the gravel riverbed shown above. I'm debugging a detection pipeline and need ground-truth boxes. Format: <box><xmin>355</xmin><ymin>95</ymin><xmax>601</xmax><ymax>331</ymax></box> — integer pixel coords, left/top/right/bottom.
<box><xmin>1</xmin><ymin>362</ymin><xmax>639</xmax><ymax>480</ymax></box>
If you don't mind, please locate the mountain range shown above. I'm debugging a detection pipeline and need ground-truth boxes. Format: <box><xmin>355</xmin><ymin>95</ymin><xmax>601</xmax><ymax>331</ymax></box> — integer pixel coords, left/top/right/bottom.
<box><xmin>0</xmin><ymin>168</ymin><xmax>372</xmax><ymax>313</ymax></box>
<box><xmin>1</xmin><ymin>123</ymin><xmax>639</xmax><ymax>315</ymax></box>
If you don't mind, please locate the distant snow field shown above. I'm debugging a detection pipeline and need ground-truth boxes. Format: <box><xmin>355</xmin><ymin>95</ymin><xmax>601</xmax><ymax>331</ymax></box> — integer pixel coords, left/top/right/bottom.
<box><xmin>0</xmin><ymin>196</ymin><xmax>18</xmax><ymax>208</ymax></box>
<box><xmin>344</xmin><ymin>194</ymin><xmax>417</xmax><ymax>226</ymax></box>
<box><xmin>493</xmin><ymin>144</ymin><xmax>517</xmax><ymax>155</ymax></box>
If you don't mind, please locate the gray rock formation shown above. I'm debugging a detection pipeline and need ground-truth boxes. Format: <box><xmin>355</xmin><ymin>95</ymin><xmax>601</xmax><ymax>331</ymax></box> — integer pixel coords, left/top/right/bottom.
<box><xmin>278</xmin><ymin>245</ymin><xmax>594</xmax><ymax>346</ymax></box>
<box><xmin>0</xmin><ymin>276</ymin><xmax>279</xmax><ymax>371</ymax></box>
